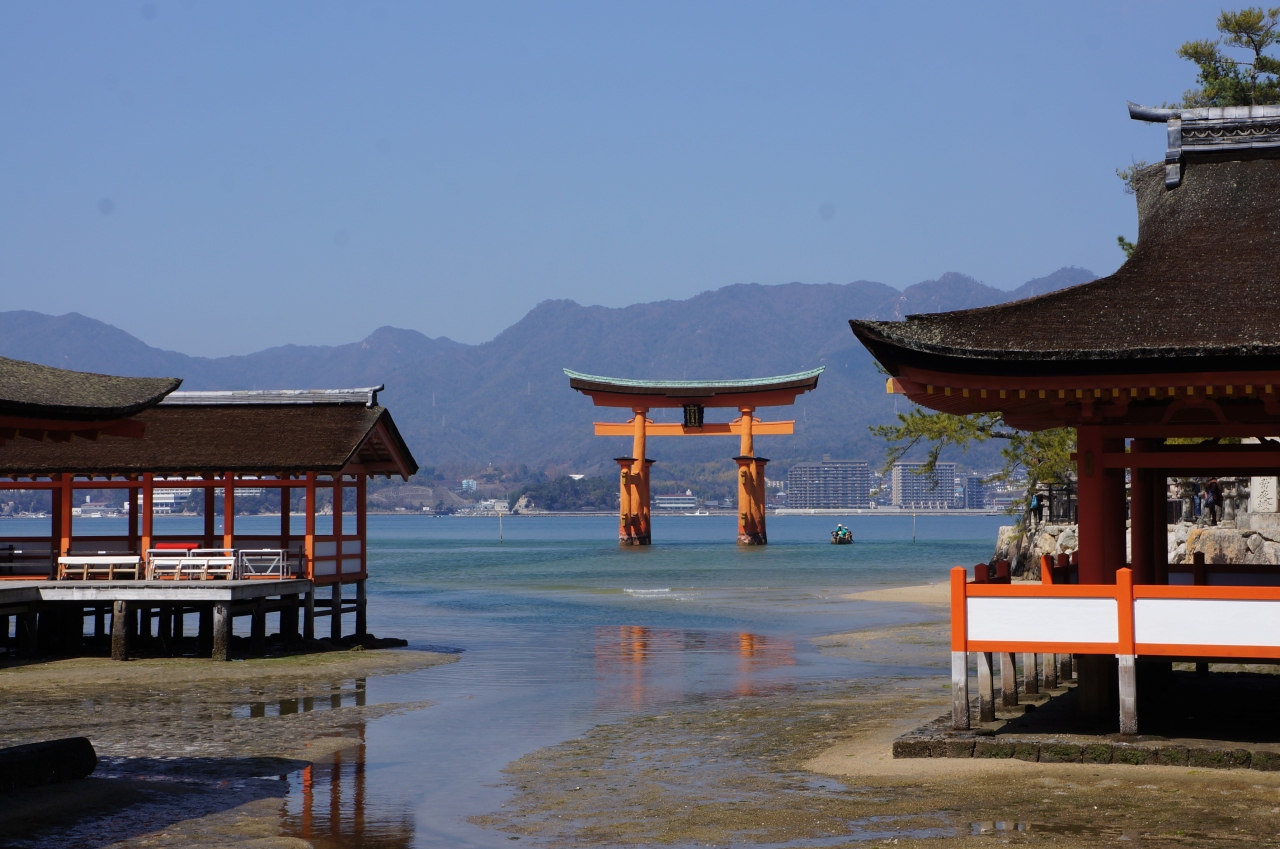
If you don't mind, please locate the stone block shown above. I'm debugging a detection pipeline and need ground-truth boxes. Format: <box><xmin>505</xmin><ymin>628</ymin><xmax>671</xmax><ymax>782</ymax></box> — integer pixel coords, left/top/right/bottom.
<box><xmin>1112</xmin><ymin>745</ymin><xmax>1155</xmax><ymax>765</ymax></box>
<box><xmin>1186</xmin><ymin>528</ymin><xmax>1251</xmax><ymax>565</ymax></box>
<box><xmin>1012</xmin><ymin>742</ymin><xmax>1040</xmax><ymax>762</ymax></box>
<box><xmin>1250</xmin><ymin>750</ymin><xmax>1280</xmax><ymax>771</ymax></box>
<box><xmin>973</xmin><ymin>740</ymin><xmax>1016</xmax><ymax>758</ymax></box>
<box><xmin>1082</xmin><ymin>743</ymin><xmax>1114</xmax><ymax>764</ymax></box>
<box><xmin>1155</xmin><ymin>746</ymin><xmax>1189</xmax><ymax>766</ymax></box>
<box><xmin>1248</xmin><ymin>533</ymin><xmax>1265</xmax><ymax>553</ymax></box>
<box><xmin>1241</xmin><ymin>510</ymin><xmax>1280</xmax><ymax>540</ymax></box>
<box><xmin>892</xmin><ymin>739</ymin><xmax>931</xmax><ymax>759</ymax></box>
<box><xmin>1056</xmin><ymin>527</ymin><xmax>1078</xmax><ymax>552</ymax></box>
<box><xmin>1188</xmin><ymin>747</ymin><xmax>1237</xmax><ymax>769</ymax></box>
<box><xmin>1039</xmin><ymin>743</ymin><xmax>1082</xmax><ymax>763</ymax></box>
<box><xmin>940</xmin><ymin>739</ymin><xmax>975</xmax><ymax>758</ymax></box>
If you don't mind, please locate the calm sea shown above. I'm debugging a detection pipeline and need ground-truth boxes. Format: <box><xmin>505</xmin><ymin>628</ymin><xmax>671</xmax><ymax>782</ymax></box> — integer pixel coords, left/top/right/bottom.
<box><xmin>10</xmin><ymin>512</ymin><xmax>1006</xmax><ymax>848</ymax></box>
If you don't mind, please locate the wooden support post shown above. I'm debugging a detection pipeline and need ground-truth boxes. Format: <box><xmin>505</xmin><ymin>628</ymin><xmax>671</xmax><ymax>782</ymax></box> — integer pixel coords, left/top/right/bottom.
<box><xmin>1192</xmin><ymin>551</ymin><xmax>1207</xmax><ymax>586</ymax></box>
<box><xmin>638</xmin><ymin>460</ymin><xmax>653</xmax><ymax>545</ymax></box>
<box><xmin>977</xmin><ymin>652</ymin><xmax>995</xmax><ymax>722</ymax></box>
<box><xmin>1023</xmin><ymin>652</ymin><xmax>1039</xmax><ymax>695</ymax></box>
<box><xmin>0</xmin><ymin>614</ymin><xmax>8</xmax><ymax>654</ymax></box>
<box><xmin>1076</xmin><ymin>654</ymin><xmax>1119</xmax><ymax>724</ymax></box>
<box><xmin>615</xmin><ymin>458</ymin><xmax>634</xmax><ymax>545</ymax></box>
<box><xmin>753</xmin><ymin>458</ymin><xmax>769</xmax><ymax>544</ymax></box>
<box><xmin>17</xmin><ymin>611</ymin><xmax>38</xmax><ymax>658</ymax></box>
<box><xmin>330</xmin><ymin>584</ymin><xmax>343</xmax><ymax>642</ymax></box>
<box><xmin>1119</xmin><ymin>654</ymin><xmax>1138</xmax><ymax>735</ymax></box>
<box><xmin>198</xmin><ymin>606</ymin><xmax>213</xmax><ymax>654</ymax></box>
<box><xmin>1044</xmin><ymin>654</ymin><xmax>1058</xmax><ymax>689</ymax></box>
<box><xmin>212</xmin><ymin>602</ymin><xmax>231</xmax><ymax>661</ymax></box>
<box><xmin>1000</xmin><ymin>652</ymin><xmax>1019</xmax><ymax>706</ymax></box>
<box><xmin>630</xmin><ymin>408</ymin><xmax>651</xmax><ymax>545</ymax></box>
<box><xmin>951</xmin><ymin>651</ymin><xmax>970</xmax><ymax>730</ymax></box>
<box><xmin>355</xmin><ymin>579</ymin><xmax>367</xmax><ymax>639</ymax></box>
<box><xmin>111</xmin><ymin>601</ymin><xmax>130</xmax><ymax>661</ymax></box>
<box><xmin>58</xmin><ymin>474</ymin><xmax>73</xmax><ymax>561</ymax></box>
<box><xmin>222</xmin><ymin>473</ymin><xmax>235</xmax><ymax>552</ymax></box>
<box><xmin>158</xmin><ymin>604</ymin><xmax>172</xmax><ymax>642</ymax></box>
<box><xmin>1061</xmin><ymin>654</ymin><xmax>1074</xmax><ymax>682</ymax></box>
<box><xmin>281</xmin><ymin>594</ymin><xmax>300</xmax><ymax>643</ymax></box>
<box><xmin>94</xmin><ymin>606</ymin><xmax>105</xmax><ymax>639</ymax></box>
<box><xmin>304</xmin><ymin>589</ymin><xmax>316</xmax><ymax>641</ymax></box>
<box><xmin>356</xmin><ymin>475</ymin><xmax>366</xmax><ymax>576</ymax></box>
<box><xmin>251</xmin><ymin>599</ymin><xmax>267</xmax><ymax>655</ymax></box>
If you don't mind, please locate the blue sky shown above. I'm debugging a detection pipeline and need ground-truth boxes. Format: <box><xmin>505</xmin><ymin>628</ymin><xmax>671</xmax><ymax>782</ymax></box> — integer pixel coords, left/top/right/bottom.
<box><xmin>0</xmin><ymin>2</ymin><xmax>1227</xmax><ymax>356</ymax></box>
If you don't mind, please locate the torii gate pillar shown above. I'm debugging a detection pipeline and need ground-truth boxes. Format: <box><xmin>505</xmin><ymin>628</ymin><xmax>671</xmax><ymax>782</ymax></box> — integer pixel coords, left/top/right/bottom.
<box><xmin>616</xmin><ymin>407</ymin><xmax>653</xmax><ymax>546</ymax></box>
<box><xmin>734</xmin><ymin>405</ymin><xmax>767</xmax><ymax>545</ymax></box>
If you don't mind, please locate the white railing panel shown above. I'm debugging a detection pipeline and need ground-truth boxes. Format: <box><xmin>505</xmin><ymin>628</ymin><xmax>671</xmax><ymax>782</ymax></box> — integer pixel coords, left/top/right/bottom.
<box><xmin>1136</xmin><ymin>598</ymin><xmax>1280</xmax><ymax>648</ymax></box>
<box><xmin>968</xmin><ymin>597</ymin><xmax>1119</xmax><ymax>644</ymax></box>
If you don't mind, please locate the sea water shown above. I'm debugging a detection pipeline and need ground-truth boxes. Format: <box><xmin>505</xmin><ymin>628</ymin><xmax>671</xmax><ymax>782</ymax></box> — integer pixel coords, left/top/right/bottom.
<box><xmin>290</xmin><ymin>513</ymin><xmax>1004</xmax><ymax>848</ymax></box>
<box><xmin>5</xmin><ymin>512</ymin><xmax>1005</xmax><ymax>847</ymax></box>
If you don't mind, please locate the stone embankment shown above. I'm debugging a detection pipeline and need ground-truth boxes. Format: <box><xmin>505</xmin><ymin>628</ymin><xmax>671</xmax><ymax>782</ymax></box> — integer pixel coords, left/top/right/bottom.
<box><xmin>992</xmin><ymin>512</ymin><xmax>1280</xmax><ymax>575</ymax></box>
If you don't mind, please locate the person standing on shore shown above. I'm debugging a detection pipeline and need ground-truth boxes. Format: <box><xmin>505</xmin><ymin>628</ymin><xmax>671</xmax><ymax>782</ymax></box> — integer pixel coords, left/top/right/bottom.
<box><xmin>1206</xmin><ymin>477</ymin><xmax>1223</xmax><ymax>525</ymax></box>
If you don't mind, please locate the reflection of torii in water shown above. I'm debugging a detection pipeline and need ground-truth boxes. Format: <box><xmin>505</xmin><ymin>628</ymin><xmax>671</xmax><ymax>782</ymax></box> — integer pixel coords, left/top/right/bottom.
<box><xmin>565</xmin><ymin>368</ymin><xmax>823</xmax><ymax>546</ymax></box>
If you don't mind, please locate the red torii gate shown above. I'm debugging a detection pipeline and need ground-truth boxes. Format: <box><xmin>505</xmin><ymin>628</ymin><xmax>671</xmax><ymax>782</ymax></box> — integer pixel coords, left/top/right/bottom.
<box><xmin>565</xmin><ymin>369</ymin><xmax>822</xmax><ymax>545</ymax></box>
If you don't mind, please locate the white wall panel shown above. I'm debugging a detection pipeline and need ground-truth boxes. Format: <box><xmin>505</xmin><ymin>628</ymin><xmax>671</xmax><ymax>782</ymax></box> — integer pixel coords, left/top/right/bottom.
<box><xmin>1136</xmin><ymin>598</ymin><xmax>1280</xmax><ymax>647</ymax></box>
<box><xmin>967</xmin><ymin>597</ymin><xmax>1118</xmax><ymax>644</ymax></box>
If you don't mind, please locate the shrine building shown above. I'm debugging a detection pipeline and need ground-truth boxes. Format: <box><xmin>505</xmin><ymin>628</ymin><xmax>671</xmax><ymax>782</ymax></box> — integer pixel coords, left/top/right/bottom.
<box><xmin>0</xmin><ymin>356</ymin><xmax>417</xmax><ymax>661</ymax></box>
<box><xmin>851</xmin><ymin>103</ymin><xmax>1280</xmax><ymax>734</ymax></box>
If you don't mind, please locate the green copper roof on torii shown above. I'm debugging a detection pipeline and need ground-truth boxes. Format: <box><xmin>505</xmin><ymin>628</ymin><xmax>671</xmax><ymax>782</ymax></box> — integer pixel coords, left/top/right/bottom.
<box><xmin>564</xmin><ymin>367</ymin><xmax>823</xmax><ymax>398</ymax></box>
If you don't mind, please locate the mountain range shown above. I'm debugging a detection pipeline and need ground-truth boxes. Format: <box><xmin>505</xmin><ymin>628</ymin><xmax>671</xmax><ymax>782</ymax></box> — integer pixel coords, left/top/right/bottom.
<box><xmin>0</xmin><ymin>267</ymin><xmax>1096</xmax><ymax>476</ymax></box>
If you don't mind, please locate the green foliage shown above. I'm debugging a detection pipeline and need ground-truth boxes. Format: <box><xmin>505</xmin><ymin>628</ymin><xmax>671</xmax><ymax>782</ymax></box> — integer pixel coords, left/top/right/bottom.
<box><xmin>1178</xmin><ymin>7</ymin><xmax>1280</xmax><ymax>106</ymax></box>
<box><xmin>508</xmin><ymin>476</ymin><xmax>618</xmax><ymax>511</ymax></box>
<box><xmin>1117</xmin><ymin>235</ymin><xmax>1137</xmax><ymax>259</ymax></box>
<box><xmin>870</xmin><ymin>409</ymin><xmax>1076</xmax><ymax>512</ymax></box>
<box><xmin>1114</xmin><ymin>161</ymin><xmax>1150</xmax><ymax>196</ymax></box>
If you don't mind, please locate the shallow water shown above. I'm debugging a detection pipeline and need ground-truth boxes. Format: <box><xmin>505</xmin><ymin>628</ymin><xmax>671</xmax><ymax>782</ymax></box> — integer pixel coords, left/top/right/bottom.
<box><xmin>3</xmin><ymin>512</ymin><xmax>1005</xmax><ymax>847</ymax></box>
<box><xmin>281</xmin><ymin>513</ymin><xmax>1001</xmax><ymax>847</ymax></box>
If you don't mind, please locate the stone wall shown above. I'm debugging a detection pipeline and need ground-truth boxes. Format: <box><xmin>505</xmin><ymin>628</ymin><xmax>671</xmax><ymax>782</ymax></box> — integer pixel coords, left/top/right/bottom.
<box><xmin>1173</xmin><ymin>513</ymin><xmax>1280</xmax><ymax>565</ymax></box>
<box><xmin>994</xmin><ymin>523</ymin><xmax>1078</xmax><ymax>580</ymax></box>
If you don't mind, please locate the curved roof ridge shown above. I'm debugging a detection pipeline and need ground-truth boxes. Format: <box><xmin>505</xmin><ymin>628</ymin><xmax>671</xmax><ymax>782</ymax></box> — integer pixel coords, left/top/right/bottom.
<box><xmin>562</xmin><ymin>367</ymin><xmax>823</xmax><ymax>390</ymax></box>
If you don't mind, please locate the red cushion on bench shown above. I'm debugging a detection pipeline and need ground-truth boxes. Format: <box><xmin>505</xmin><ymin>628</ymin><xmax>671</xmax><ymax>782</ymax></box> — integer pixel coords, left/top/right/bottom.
<box><xmin>154</xmin><ymin>542</ymin><xmax>200</xmax><ymax>550</ymax></box>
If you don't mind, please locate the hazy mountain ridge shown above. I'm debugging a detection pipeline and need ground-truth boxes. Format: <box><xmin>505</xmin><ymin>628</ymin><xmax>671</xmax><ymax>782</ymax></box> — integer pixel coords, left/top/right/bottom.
<box><xmin>0</xmin><ymin>267</ymin><xmax>1096</xmax><ymax>472</ymax></box>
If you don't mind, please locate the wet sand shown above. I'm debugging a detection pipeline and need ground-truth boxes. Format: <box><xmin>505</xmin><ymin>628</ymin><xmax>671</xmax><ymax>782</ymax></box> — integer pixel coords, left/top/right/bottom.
<box><xmin>841</xmin><ymin>582</ymin><xmax>950</xmax><ymax>605</ymax></box>
<box><xmin>0</xmin><ymin>649</ymin><xmax>456</xmax><ymax>848</ymax></box>
<box><xmin>476</xmin><ymin>613</ymin><xmax>1280</xmax><ymax>847</ymax></box>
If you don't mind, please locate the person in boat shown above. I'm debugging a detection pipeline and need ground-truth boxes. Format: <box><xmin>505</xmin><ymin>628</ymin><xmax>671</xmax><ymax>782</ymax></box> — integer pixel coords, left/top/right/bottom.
<box><xmin>831</xmin><ymin>524</ymin><xmax>852</xmax><ymax>543</ymax></box>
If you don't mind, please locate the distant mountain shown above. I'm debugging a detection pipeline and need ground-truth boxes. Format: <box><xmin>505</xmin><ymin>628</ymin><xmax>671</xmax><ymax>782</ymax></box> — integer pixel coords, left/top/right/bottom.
<box><xmin>0</xmin><ymin>267</ymin><xmax>1095</xmax><ymax>473</ymax></box>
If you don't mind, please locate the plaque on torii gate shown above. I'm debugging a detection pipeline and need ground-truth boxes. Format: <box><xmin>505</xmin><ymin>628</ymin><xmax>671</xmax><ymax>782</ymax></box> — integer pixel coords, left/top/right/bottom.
<box><xmin>565</xmin><ymin>368</ymin><xmax>823</xmax><ymax>546</ymax></box>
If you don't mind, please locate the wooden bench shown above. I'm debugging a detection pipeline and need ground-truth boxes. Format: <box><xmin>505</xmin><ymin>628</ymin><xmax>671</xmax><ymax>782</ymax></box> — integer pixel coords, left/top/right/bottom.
<box><xmin>57</xmin><ymin>556</ymin><xmax>142</xmax><ymax>580</ymax></box>
<box><xmin>146</xmin><ymin>548</ymin><xmax>236</xmax><ymax>581</ymax></box>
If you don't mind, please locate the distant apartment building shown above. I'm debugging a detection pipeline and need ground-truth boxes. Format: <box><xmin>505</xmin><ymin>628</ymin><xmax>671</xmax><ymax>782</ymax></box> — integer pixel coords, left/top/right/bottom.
<box><xmin>461</xmin><ymin>479</ymin><xmax>478</xmax><ymax>493</ymax></box>
<box><xmin>654</xmin><ymin>493</ymin><xmax>698</xmax><ymax>510</ymax></box>
<box><xmin>786</xmin><ymin>459</ymin><xmax>870</xmax><ymax>509</ymax></box>
<box><xmin>891</xmin><ymin>462</ymin><xmax>958</xmax><ymax>509</ymax></box>
<box><xmin>135</xmin><ymin>488</ymin><xmax>193</xmax><ymax>514</ymax></box>
<box><xmin>965</xmin><ymin>474</ymin><xmax>988</xmax><ymax>509</ymax></box>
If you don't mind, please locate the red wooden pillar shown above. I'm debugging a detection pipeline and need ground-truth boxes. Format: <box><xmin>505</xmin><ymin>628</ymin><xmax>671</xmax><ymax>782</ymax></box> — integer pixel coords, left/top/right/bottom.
<box><xmin>58</xmin><ymin>474</ymin><xmax>74</xmax><ymax>558</ymax></box>
<box><xmin>127</xmin><ymin>477</ymin><xmax>140</xmax><ymax>553</ymax></box>
<box><xmin>1152</xmin><ymin>468</ymin><xmax>1169</xmax><ymax>584</ymax></box>
<box><xmin>1076</xmin><ymin>426</ymin><xmax>1125</xmax><ymax>584</ymax></box>
<box><xmin>203</xmin><ymin>474</ymin><xmax>216</xmax><ymax>549</ymax></box>
<box><xmin>140</xmin><ymin>473</ymin><xmax>154</xmax><ymax>554</ymax></box>
<box><xmin>304</xmin><ymin>472</ymin><xmax>317</xmax><ymax>580</ymax></box>
<box><xmin>280</xmin><ymin>476</ymin><xmax>292</xmax><ymax>553</ymax></box>
<box><xmin>332</xmin><ymin>476</ymin><xmax>344</xmax><ymax>577</ymax></box>
<box><xmin>355</xmin><ymin>475</ymin><xmax>366</xmax><ymax>576</ymax></box>
<box><xmin>1129</xmin><ymin>439</ymin><xmax>1153</xmax><ymax>584</ymax></box>
<box><xmin>222</xmin><ymin>473</ymin><xmax>235</xmax><ymax>551</ymax></box>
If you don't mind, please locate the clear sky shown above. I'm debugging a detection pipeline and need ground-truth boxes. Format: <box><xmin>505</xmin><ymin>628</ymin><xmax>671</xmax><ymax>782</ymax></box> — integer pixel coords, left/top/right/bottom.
<box><xmin>0</xmin><ymin>2</ymin><xmax>1227</xmax><ymax>356</ymax></box>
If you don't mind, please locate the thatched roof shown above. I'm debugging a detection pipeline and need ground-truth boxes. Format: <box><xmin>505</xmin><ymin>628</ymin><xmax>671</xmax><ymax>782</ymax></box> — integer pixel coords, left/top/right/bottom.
<box><xmin>852</xmin><ymin>154</ymin><xmax>1280</xmax><ymax>378</ymax></box>
<box><xmin>0</xmin><ymin>357</ymin><xmax>179</xmax><ymax>421</ymax></box>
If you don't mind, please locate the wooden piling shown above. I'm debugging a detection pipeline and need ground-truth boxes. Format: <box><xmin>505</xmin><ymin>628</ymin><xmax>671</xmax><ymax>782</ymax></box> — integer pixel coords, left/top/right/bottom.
<box><xmin>111</xmin><ymin>601</ymin><xmax>129</xmax><ymax>661</ymax></box>
<box><xmin>951</xmin><ymin>651</ymin><xmax>970</xmax><ymax>730</ymax></box>
<box><xmin>330</xmin><ymin>584</ymin><xmax>343</xmax><ymax>642</ymax></box>
<box><xmin>304</xmin><ymin>590</ymin><xmax>315</xmax><ymax>641</ymax></box>
<box><xmin>198</xmin><ymin>606</ymin><xmax>213</xmax><ymax>655</ymax></box>
<box><xmin>355</xmin><ymin>579</ymin><xmax>367</xmax><ymax>639</ymax></box>
<box><xmin>1044</xmin><ymin>653</ymin><xmax>1058</xmax><ymax>689</ymax></box>
<box><xmin>1023</xmin><ymin>653</ymin><xmax>1039</xmax><ymax>694</ymax></box>
<box><xmin>977</xmin><ymin>651</ymin><xmax>995</xmax><ymax>722</ymax></box>
<box><xmin>1119</xmin><ymin>654</ymin><xmax>1138</xmax><ymax>735</ymax></box>
<box><xmin>281</xmin><ymin>594</ymin><xmax>300</xmax><ymax>642</ymax></box>
<box><xmin>251</xmin><ymin>599</ymin><xmax>267</xmax><ymax>655</ymax></box>
<box><xmin>212</xmin><ymin>602</ymin><xmax>231</xmax><ymax>661</ymax></box>
<box><xmin>1001</xmin><ymin>652</ymin><xmax>1019</xmax><ymax>706</ymax></box>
